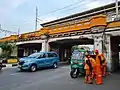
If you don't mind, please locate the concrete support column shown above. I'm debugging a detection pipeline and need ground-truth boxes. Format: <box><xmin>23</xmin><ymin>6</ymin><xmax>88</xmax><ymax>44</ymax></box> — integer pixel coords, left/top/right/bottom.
<box><xmin>41</xmin><ymin>40</ymin><xmax>50</xmax><ymax>52</ymax></box>
<box><xmin>104</xmin><ymin>35</ymin><xmax>112</xmax><ymax>72</ymax></box>
<box><xmin>94</xmin><ymin>34</ymin><xmax>112</xmax><ymax>71</ymax></box>
<box><xmin>23</xmin><ymin>48</ymin><xmax>29</xmax><ymax>56</ymax></box>
<box><xmin>94</xmin><ymin>34</ymin><xmax>103</xmax><ymax>53</ymax></box>
<box><xmin>0</xmin><ymin>47</ymin><xmax>2</xmax><ymax>56</ymax></box>
<box><xmin>23</xmin><ymin>49</ymin><xmax>26</xmax><ymax>56</ymax></box>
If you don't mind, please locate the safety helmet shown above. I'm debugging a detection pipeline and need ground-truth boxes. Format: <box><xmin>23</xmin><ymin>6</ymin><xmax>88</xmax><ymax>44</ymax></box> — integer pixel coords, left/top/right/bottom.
<box><xmin>94</xmin><ymin>50</ymin><xmax>99</xmax><ymax>53</ymax></box>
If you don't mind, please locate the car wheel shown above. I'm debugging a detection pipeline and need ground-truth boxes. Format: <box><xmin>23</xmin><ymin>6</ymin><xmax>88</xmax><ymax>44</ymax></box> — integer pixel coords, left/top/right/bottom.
<box><xmin>53</xmin><ymin>63</ymin><xmax>57</xmax><ymax>69</ymax></box>
<box><xmin>30</xmin><ymin>64</ymin><xmax>37</xmax><ymax>72</ymax></box>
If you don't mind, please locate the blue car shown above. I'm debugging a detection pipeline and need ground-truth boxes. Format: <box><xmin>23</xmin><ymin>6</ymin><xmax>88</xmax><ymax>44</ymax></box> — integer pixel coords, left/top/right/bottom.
<box><xmin>18</xmin><ymin>52</ymin><xmax>59</xmax><ymax>72</ymax></box>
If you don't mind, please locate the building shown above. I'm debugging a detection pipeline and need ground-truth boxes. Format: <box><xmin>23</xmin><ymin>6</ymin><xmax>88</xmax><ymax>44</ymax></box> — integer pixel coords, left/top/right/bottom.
<box><xmin>0</xmin><ymin>1</ymin><xmax>120</xmax><ymax>72</ymax></box>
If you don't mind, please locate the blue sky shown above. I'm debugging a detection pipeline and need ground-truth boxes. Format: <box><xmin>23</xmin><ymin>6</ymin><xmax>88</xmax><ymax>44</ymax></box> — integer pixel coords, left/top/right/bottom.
<box><xmin>0</xmin><ymin>0</ymin><xmax>116</xmax><ymax>38</ymax></box>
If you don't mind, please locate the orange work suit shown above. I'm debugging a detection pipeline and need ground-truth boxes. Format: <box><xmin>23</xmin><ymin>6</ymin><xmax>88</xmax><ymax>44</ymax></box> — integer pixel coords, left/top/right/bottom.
<box><xmin>89</xmin><ymin>57</ymin><xmax>96</xmax><ymax>79</ymax></box>
<box><xmin>84</xmin><ymin>57</ymin><xmax>95</xmax><ymax>84</ymax></box>
<box><xmin>95</xmin><ymin>54</ymin><xmax>103</xmax><ymax>85</ymax></box>
<box><xmin>101</xmin><ymin>54</ymin><xmax>107</xmax><ymax>77</ymax></box>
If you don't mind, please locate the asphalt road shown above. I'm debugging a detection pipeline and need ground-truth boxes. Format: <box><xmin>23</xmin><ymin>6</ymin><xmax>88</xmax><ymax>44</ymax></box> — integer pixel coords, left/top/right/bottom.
<box><xmin>0</xmin><ymin>66</ymin><xmax>120</xmax><ymax>90</ymax></box>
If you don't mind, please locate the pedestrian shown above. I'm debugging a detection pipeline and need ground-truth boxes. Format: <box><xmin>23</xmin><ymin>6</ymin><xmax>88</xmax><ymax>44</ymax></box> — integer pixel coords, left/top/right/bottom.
<box><xmin>94</xmin><ymin>50</ymin><xmax>103</xmax><ymax>85</ymax></box>
<box><xmin>101</xmin><ymin>53</ymin><xmax>107</xmax><ymax>77</ymax></box>
<box><xmin>84</xmin><ymin>52</ymin><xmax>96</xmax><ymax>84</ymax></box>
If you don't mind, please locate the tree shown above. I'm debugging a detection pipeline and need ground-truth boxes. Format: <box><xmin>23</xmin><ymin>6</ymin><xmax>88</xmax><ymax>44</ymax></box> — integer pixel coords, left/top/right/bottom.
<box><xmin>0</xmin><ymin>41</ymin><xmax>16</xmax><ymax>58</ymax></box>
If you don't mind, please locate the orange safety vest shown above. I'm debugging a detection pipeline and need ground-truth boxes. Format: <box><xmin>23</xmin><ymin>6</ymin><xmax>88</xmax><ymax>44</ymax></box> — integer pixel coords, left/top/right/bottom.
<box><xmin>101</xmin><ymin>54</ymin><xmax>107</xmax><ymax>66</ymax></box>
<box><xmin>84</xmin><ymin>57</ymin><xmax>96</xmax><ymax>70</ymax></box>
<box><xmin>96</xmin><ymin>54</ymin><xmax>102</xmax><ymax>66</ymax></box>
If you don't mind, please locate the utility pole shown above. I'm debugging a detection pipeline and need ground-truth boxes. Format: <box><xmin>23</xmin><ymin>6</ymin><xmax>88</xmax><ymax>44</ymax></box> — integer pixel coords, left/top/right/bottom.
<box><xmin>18</xmin><ymin>28</ymin><xmax>20</xmax><ymax>35</ymax></box>
<box><xmin>35</xmin><ymin>6</ymin><xmax>38</xmax><ymax>31</ymax></box>
<box><xmin>115</xmin><ymin>0</ymin><xmax>119</xmax><ymax>19</ymax></box>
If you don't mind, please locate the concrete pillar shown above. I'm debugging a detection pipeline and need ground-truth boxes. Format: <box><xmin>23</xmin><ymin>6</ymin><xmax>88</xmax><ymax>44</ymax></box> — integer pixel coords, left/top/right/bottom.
<box><xmin>104</xmin><ymin>35</ymin><xmax>112</xmax><ymax>72</ymax></box>
<box><xmin>23</xmin><ymin>48</ymin><xmax>29</xmax><ymax>56</ymax></box>
<box><xmin>94</xmin><ymin>34</ymin><xmax>103</xmax><ymax>53</ymax></box>
<box><xmin>23</xmin><ymin>49</ymin><xmax>26</xmax><ymax>56</ymax></box>
<box><xmin>94</xmin><ymin>34</ymin><xmax>112</xmax><ymax>71</ymax></box>
<box><xmin>41</xmin><ymin>40</ymin><xmax>50</xmax><ymax>52</ymax></box>
<box><xmin>0</xmin><ymin>47</ymin><xmax>2</xmax><ymax>56</ymax></box>
<box><xmin>11</xmin><ymin>47</ymin><xmax>18</xmax><ymax>56</ymax></box>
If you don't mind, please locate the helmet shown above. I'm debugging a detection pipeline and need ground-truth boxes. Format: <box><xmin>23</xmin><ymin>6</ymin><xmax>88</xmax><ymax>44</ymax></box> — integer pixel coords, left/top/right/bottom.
<box><xmin>94</xmin><ymin>50</ymin><xmax>99</xmax><ymax>53</ymax></box>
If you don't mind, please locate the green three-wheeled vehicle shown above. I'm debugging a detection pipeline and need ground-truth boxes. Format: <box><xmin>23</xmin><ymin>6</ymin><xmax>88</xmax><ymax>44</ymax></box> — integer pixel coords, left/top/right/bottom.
<box><xmin>70</xmin><ymin>49</ymin><xmax>95</xmax><ymax>78</ymax></box>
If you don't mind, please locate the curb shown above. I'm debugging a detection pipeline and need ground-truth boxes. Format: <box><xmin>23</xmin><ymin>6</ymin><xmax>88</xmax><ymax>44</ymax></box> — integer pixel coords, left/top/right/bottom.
<box><xmin>3</xmin><ymin>62</ymin><xmax>69</xmax><ymax>68</ymax></box>
<box><xmin>12</xmin><ymin>64</ymin><xmax>18</xmax><ymax>67</ymax></box>
<box><xmin>2</xmin><ymin>63</ymin><xmax>18</xmax><ymax>68</ymax></box>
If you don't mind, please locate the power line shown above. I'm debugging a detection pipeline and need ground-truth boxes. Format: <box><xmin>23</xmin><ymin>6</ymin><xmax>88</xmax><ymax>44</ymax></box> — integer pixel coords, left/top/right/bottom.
<box><xmin>39</xmin><ymin>0</ymin><xmax>87</xmax><ymax>18</ymax></box>
<box><xmin>39</xmin><ymin>0</ymin><xmax>99</xmax><ymax>20</ymax></box>
<box><xmin>55</xmin><ymin>0</ymin><xmax>98</xmax><ymax>15</ymax></box>
<box><xmin>39</xmin><ymin>0</ymin><xmax>115</xmax><ymax>21</ymax></box>
<box><xmin>0</xmin><ymin>24</ymin><xmax>18</xmax><ymax>36</ymax></box>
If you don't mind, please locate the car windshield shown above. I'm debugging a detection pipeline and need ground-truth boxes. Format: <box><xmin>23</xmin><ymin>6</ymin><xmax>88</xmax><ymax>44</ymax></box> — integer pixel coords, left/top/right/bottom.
<box><xmin>71</xmin><ymin>50</ymin><xmax>84</xmax><ymax>60</ymax></box>
<box><xmin>28</xmin><ymin>53</ymin><xmax>43</xmax><ymax>58</ymax></box>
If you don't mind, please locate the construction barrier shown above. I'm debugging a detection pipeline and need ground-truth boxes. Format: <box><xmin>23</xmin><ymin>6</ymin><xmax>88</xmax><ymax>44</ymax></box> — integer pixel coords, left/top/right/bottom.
<box><xmin>7</xmin><ymin>58</ymin><xmax>18</xmax><ymax>64</ymax></box>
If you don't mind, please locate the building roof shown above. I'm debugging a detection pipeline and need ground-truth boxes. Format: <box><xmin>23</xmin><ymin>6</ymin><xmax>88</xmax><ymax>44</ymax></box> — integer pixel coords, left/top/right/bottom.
<box><xmin>41</xmin><ymin>1</ymin><xmax>120</xmax><ymax>27</ymax></box>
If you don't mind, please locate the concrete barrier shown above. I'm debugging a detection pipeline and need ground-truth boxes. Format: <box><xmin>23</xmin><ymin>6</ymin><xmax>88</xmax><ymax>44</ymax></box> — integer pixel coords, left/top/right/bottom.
<box><xmin>7</xmin><ymin>59</ymin><xmax>18</xmax><ymax>64</ymax></box>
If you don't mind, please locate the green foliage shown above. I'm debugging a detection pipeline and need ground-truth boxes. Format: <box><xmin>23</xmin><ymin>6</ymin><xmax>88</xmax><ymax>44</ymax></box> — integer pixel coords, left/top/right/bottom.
<box><xmin>0</xmin><ymin>41</ymin><xmax>16</xmax><ymax>58</ymax></box>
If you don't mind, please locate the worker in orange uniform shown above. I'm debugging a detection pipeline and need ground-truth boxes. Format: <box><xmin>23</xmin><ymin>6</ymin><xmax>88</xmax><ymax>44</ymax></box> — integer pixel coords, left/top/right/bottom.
<box><xmin>94</xmin><ymin>50</ymin><xmax>103</xmax><ymax>85</ymax></box>
<box><xmin>101</xmin><ymin>53</ymin><xmax>107</xmax><ymax>77</ymax></box>
<box><xmin>84</xmin><ymin>52</ymin><xmax>96</xmax><ymax>84</ymax></box>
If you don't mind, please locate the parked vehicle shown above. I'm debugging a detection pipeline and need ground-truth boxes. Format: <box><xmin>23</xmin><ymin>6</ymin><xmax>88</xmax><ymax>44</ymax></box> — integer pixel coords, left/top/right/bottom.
<box><xmin>0</xmin><ymin>60</ymin><xmax>3</xmax><ymax>71</ymax></box>
<box><xmin>70</xmin><ymin>49</ymin><xmax>87</xmax><ymax>78</ymax></box>
<box><xmin>18</xmin><ymin>52</ymin><xmax>60</xmax><ymax>72</ymax></box>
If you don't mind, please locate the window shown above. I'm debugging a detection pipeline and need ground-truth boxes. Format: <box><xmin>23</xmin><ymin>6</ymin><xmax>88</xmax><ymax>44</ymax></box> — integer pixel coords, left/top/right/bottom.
<box><xmin>28</xmin><ymin>53</ymin><xmax>41</xmax><ymax>58</ymax></box>
<box><xmin>38</xmin><ymin>53</ymin><xmax>46</xmax><ymax>58</ymax></box>
<box><xmin>48</xmin><ymin>53</ymin><xmax>57</xmax><ymax>57</ymax></box>
<box><xmin>71</xmin><ymin>50</ymin><xmax>84</xmax><ymax>60</ymax></box>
